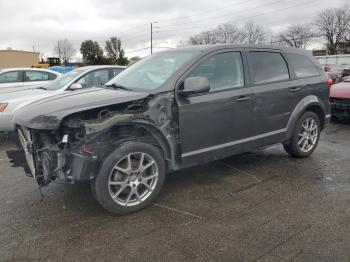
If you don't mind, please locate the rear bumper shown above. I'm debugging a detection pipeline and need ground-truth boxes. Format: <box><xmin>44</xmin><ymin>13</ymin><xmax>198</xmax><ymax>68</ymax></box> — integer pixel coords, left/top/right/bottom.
<box><xmin>330</xmin><ymin>101</ymin><xmax>350</xmax><ymax>118</ymax></box>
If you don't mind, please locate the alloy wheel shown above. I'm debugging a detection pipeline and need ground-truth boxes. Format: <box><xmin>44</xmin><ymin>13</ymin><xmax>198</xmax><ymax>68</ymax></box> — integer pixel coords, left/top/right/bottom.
<box><xmin>108</xmin><ymin>152</ymin><xmax>159</xmax><ymax>207</ymax></box>
<box><xmin>298</xmin><ymin>117</ymin><xmax>318</xmax><ymax>153</ymax></box>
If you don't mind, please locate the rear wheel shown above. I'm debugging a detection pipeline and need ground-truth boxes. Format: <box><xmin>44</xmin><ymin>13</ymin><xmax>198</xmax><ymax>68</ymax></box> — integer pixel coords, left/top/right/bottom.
<box><xmin>283</xmin><ymin>111</ymin><xmax>320</xmax><ymax>158</ymax></box>
<box><xmin>92</xmin><ymin>141</ymin><xmax>165</xmax><ymax>215</ymax></box>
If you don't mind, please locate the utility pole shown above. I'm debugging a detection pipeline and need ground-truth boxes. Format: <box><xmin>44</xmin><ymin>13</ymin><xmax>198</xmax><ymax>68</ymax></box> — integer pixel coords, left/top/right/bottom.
<box><xmin>57</xmin><ymin>40</ymin><xmax>61</xmax><ymax>59</ymax></box>
<box><xmin>151</xmin><ymin>22</ymin><xmax>158</xmax><ymax>54</ymax></box>
<box><xmin>151</xmin><ymin>23</ymin><xmax>153</xmax><ymax>54</ymax></box>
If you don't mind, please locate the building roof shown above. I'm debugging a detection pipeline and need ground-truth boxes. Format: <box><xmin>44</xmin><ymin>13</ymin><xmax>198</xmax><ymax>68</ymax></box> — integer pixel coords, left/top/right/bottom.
<box><xmin>0</xmin><ymin>49</ymin><xmax>40</xmax><ymax>54</ymax></box>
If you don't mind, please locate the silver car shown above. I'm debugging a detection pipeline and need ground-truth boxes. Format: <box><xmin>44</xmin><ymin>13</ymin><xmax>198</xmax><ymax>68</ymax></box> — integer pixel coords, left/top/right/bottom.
<box><xmin>0</xmin><ymin>68</ymin><xmax>61</xmax><ymax>94</ymax></box>
<box><xmin>0</xmin><ymin>65</ymin><xmax>125</xmax><ymax>131</ymax></box>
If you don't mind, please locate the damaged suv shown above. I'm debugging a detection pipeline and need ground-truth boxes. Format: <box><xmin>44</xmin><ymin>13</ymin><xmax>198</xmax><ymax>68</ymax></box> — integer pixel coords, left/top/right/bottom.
<box><xmin>14</xmin><ymin>44</ymin><xmax>330</xmax><ymax>214</ymax></box>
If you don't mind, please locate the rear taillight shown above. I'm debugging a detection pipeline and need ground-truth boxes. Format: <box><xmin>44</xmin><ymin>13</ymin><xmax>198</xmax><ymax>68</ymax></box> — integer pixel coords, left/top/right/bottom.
<box><xmin>327</xmin><ymin>78</ymin><xmax>333</xmax><ymax>89</ymax></box>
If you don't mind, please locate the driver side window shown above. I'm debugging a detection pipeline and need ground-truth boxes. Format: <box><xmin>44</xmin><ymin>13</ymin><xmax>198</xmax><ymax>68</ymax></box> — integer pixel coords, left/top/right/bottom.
<box><xmin>187</xmin><ymin>52</ymin><xmax>244</xmax><ymax>91</ymax></box>
<box><xmin>76</xmin><ymin>69</ymin><xmax>109</xmax><ymax>88</ymax></box>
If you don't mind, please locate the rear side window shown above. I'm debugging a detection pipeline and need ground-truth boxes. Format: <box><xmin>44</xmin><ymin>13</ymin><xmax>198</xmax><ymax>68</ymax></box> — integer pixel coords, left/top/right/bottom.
<box><xmin>111</xmin><ymin>68</ymin><xmax>123</xmax><ymax>78</ymax></box>
<box><xmin>250</xmin><ymin>51</ymin><xmax>289</xmax><ymax>85</ymax></box>
<box><xmin>24</xmin><ymin>71</ymin><xmax>49</xmax><ymax>82</ymax></box>
<box><xmin>188</xmin><ymin>52</ymin><xmax>245</xmax><ymax>91</ymax></box>
<box><xmin>48</xmin><ymin>73</ymin><xmax>58</xmax><ymax>80</ymax></box>
<box><xmin>286</xmin><ymin>54</ymin><xmax>320</xmax><ymax>78</ymax></box>
<box><xmin>0</xmin><ymin>71</ymin><xmax>22</xmax><ymax>83</ymax></box>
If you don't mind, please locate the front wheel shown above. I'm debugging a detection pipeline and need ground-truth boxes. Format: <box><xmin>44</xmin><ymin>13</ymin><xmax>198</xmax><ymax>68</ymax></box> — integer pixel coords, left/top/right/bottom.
<box><xmin>92</xmin><ymin>141</ymin><xmax>165</xmax><ymax>215</ymax></box>
<box><xmin>283</xmin><ymin>111</ymin><xmax>321</xmax><ymax>158</ymax></box>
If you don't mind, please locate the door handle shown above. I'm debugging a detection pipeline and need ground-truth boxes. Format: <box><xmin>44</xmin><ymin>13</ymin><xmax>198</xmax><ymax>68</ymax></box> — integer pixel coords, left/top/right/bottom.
<box><xmin>289</xmin><ymin>87</ymin><xmax>301</xmax><ymax>92</ymax></box>
<box><xmin>236</xmin><ymin>96</ymin><xmax>251</xmax><ymax>102</ymax></box>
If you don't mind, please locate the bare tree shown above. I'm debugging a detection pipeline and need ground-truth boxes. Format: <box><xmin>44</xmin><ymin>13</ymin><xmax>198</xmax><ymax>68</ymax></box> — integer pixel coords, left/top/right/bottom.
<box><xmin>240</xmin><ymin>21</ymin><xmax>269</xmax><ymax>44</ymax></box>
<box><xmin>54</xmin><ymin>39</ymin><xmax>76</xmax><ymax>66</ymax></box>
<box><xmin>277</xmin><ymin>24</ymin><xmax>315</xmax><ymax>48</ymax></box>
<box><xmin>189</xmin><ymin>22</ymin><xmax>242</xmax><ymax>45</ymax></box>
<box><xmin>314</xmin><ymin>6</ymin><xmax>350</xmax><ymax>54</ymax></box>
<box><xmin>215</xmin><ymin>23</ymin><xmax>242</xmax><ymax>44</ymax></box>
<box><xmin>189</xmin><ymin>30</ymin><xmax>218</xmax><ymax>45</ymax></box>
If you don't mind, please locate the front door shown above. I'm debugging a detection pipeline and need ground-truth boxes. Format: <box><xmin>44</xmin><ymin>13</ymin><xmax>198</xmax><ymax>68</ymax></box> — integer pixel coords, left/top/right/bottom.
<box><xmin>176</xmin><ymin>50</ymin><xmax>253</xmax><ymax>166</ymax></box>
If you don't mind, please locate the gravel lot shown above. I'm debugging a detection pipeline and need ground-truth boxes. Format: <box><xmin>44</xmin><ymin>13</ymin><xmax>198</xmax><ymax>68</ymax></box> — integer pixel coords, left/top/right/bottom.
<box><xmin>0</xmin><ymin>121</ymin><xmax>349</xmax><ymax>262</ymax></box>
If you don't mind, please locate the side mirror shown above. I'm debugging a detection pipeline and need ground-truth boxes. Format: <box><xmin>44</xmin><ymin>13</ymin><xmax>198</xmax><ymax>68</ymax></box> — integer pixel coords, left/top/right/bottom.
<box><xmin>180</xmin><ymin>77</ymin><xmax>210</xmax><ymax>96</ymax></box>
<box><xmin>70</xmin><ymin>83</ymin><xmax>83</xmax><ymax>90</ymax></box>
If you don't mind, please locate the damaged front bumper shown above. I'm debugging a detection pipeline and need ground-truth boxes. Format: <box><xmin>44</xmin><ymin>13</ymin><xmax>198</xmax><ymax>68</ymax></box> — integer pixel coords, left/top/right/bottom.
<box><xmin>18</xmin><ymin>126</ymin><xmax>99</xmax><ymax>186</ymax></box>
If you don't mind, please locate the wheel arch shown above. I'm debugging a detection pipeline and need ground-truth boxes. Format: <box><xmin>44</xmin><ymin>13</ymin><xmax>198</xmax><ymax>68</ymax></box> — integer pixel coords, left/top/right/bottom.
<box><xmin>286</xmin><ymin>95</ymin><xmax>326</xmax><ymax>139</ymax></box>
<box><xmin>90</xmin><ymin>121</ymin><xmax>178</xmax><ymax>172</ymax></box>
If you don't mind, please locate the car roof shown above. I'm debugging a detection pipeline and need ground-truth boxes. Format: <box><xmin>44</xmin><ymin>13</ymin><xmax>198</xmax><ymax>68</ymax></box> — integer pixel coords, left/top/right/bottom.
<box><xmin>68</xmin><ymin>65</ymin><xmax>126</xmax><ymax>74</ymax></box>
<box><xmin>160</xmin><ymin>44</ymin><xmax>313</xmax><ymax>56</ymax></box>
<box><xmin>0</xmin><ymin>67</ymin><xmax>62</xmax><ymax>75</ymax></box>
<box><xmin>78</xmin><ymin>65</ymin><xmax>126</xmax><ymax>70</ymax></box>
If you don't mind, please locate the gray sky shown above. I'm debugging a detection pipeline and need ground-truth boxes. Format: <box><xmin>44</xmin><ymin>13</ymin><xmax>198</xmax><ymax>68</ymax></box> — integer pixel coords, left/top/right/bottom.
<box><xmin>0</xmin><ymin>0</ymin><xmax>347</xmax><ymax>58</ymax></box>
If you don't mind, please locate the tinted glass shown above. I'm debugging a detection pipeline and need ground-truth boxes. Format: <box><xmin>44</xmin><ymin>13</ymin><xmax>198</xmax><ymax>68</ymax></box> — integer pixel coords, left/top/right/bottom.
<box><xmin>48</xmin><ymin>73</ymin><xmax>58</xmax><ymax>80</ymax></box>
<box><xmin>250</xmin><ymin>52</ymin><xmax>289</xmax><ymax>84</ymax></box>
<box><xmin>287</xmin><ymin>54</ymin><xmax>320</xmax><ymax>78</ymax></box>
<box><xmin>188</xmin><ymin>52</ymin><xmax>244</xmax><ymax>91</ymax></box>
<box><xmin>45</xmin><ymin>69</ymin><xmax>86</xmax><ymax>90</ymax></box>
<box><xmin>111</xmin><ymin>68</ymin><xmax>123</xmax><ymax>77</ymax></box>
<box><xmin>107</xmin><ymin>51</ymin><xmax>199</xmax><ymax>91</ymax></box>
<box><xmin>0</xmin><ymin>71</ymin><xmax>21</xmax><ymax>83</ymax></box>
<box><xmin>77</xmin><ymin>69</ymin><xmax>109</xmax><ymax>88</ymax></box>
<box><xmin>24</xmin><ymin>71</ymin><xmax>49</xmax><ymax>82</ymax></box>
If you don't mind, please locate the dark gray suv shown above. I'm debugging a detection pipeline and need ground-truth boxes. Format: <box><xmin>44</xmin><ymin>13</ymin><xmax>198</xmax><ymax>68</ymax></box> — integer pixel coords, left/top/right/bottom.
<box><xmin>14</xmin><ymin>44</ymin><xmax>330</xmax><ymax>214</ymax></box>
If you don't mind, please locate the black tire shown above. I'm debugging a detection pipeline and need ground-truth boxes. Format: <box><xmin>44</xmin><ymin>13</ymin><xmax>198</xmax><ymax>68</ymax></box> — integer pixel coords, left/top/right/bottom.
<box><xmin>92</xmin><ymin>141</ymin><xmax>165</xmax><ymax>215</ymax></box>
<box><xmin>283</xmin><ymin>111</ymin><xmax>321</xmax><ymax>158</ymax></box>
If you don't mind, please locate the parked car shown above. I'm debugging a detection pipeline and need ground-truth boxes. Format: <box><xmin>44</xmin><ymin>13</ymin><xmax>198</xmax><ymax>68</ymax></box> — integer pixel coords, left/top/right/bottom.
<box><xmin>0</xmin><ymin>68</ymin><xmax>61</xmax><ymax>94</ymax></box>
<box><xmin>48</xmin><ymin>66</ymin><xmax>76</xmax><ymax>74</ymax></box>
<box><xmin>13</xmin><ymin>44</ymin><xmax>330</xmax><ymax>215</ymax></box>
<box><xmin>0</xmin><ymin>65</ymin><xmax>125</xmax><ymax>132</ymax></box>
<box><xmin>329</xmin><ymin>76</ymin><xmax>350</xmax><ymax>119</ymax></box>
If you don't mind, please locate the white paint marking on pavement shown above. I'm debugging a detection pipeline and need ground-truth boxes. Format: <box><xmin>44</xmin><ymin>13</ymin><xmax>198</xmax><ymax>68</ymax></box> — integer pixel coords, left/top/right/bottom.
<box><xmin>217</xmin><ymin>161</ymin><xmax>262</xmax><ymax>183</ymax></box>
<box><xmin>0</xmin><ymin>158</ymin><xmax>9</xmax><ymax>161</ymax></box>
<box><xmin>152</xmin><ymin>203</ymin><xmax>202</xmax><ymax>219</ymax></box>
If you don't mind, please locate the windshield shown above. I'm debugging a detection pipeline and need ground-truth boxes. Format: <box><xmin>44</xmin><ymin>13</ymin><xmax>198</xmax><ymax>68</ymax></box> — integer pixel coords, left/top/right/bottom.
<box><xmin>45</xmin><ymin>69</ymin><xmax>87</xmax><ymax>90</ymax></box>
<box><xmin>106</xmin><ymin>51</ymin><xmax>199</xmax><ymax>91</ymax></box>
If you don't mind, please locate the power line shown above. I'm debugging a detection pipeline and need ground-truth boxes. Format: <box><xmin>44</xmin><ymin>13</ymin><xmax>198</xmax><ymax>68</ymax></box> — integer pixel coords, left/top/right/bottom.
<box><xmin>117</xmin><ymin>0</ymin><xmax>324</xmax><ymax>56</ymax></box>
<box><xmin>157</xmin><ymin>0</ymin><xmax>322</xmax><ymax>36</ymax></box>
<box><xmin>124</xmin><ymin>46</ymin><xmax>151</xmax><ymax>54</ymax></box>
<box><xmin>158</xmin><ymin>0</ymin><xmax>257</xmax><ymax>24</ymax></box>
<box><xmin>158</xmin><ymin>0</ymin><xmax>286</xmax><ymax>28</ymax></box>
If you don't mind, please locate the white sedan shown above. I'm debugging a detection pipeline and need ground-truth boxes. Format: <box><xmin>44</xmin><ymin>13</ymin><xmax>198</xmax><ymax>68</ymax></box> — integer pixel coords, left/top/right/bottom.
<box><xmin>0</xmin><ymin>65</ymin><xmax>125</xmax><ymax>132</ymax></box>
<box><xmin>0</xmin><ymin>68</ymin><xmax>61</xmax><ymax>94</ymax></box>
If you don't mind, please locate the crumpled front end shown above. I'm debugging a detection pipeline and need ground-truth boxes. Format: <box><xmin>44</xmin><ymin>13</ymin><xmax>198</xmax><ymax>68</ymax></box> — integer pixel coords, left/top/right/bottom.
<box><xmin>17</xmin><ymin>92</ymin><xmax>179</xmax><ymax>187</ymax></box>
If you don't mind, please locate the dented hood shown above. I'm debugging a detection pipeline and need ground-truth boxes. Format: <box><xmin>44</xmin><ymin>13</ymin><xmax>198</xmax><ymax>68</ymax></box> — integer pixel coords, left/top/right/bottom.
<box><xmin>13</xmin><ymin>87</ymin><xmax>149</xmax><ymax>130</ymax></box>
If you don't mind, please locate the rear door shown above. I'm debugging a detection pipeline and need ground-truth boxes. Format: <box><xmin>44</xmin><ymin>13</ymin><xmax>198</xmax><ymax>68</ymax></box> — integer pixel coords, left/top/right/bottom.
<box><xmin>177</xmin><ymin>50</ymin><xmax>253</xmax><ymax>166</ymax></box>
<box><xmin>23</xmin><ymin>70</ymin><xmax>51</xmax><ymax>89</ymax></box>
<box><xmin>0</xmin><ymin>70</ymin><xmax>24</xmax><ymax>93</ymax></box>
<box><xmin>247</xmin><ymin>49</ymin><xmax>306</xmax><ymax>146</ymax></box>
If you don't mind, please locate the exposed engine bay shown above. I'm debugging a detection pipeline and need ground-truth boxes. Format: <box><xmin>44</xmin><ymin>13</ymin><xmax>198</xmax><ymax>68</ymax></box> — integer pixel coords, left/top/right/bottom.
<box><xmin>18</xmin><ymin>92</ymin><xmax>179</xmax><ymax>188</ymax></box>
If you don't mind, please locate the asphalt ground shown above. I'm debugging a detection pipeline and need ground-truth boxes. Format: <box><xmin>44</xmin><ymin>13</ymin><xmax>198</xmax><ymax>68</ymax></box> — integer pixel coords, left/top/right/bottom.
<box><xmin>0</xmin><ymin>121</ymin><xmax>349</xmax><ymax>262</ymax></box>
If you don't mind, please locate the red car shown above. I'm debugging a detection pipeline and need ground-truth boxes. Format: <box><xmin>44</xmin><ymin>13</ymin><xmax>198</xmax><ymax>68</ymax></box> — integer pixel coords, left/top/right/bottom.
<box><xmin>329</xmin><ymin>76</ymin><xmax>350</xmax><ymax>118</ymax></box>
